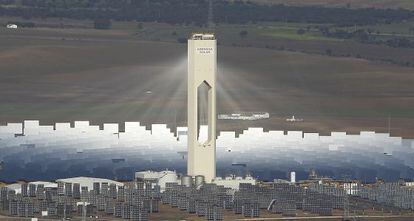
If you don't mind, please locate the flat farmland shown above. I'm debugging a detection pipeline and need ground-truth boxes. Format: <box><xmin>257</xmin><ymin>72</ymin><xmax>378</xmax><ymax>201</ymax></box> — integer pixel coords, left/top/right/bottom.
<box><xmin>1</xmin><ymin>27</ymin><xmax>414</xmax><ymax>137</ymax></box>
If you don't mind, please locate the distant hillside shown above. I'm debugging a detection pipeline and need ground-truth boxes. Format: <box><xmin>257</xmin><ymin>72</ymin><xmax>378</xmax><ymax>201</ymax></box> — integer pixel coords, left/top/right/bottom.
<box><xmin>1</xmin><ymin>0</ymin><xmax>414</xmax><ymax>26</ymax></box>
<box><xmin>250</xmin><ymin>0</ymin><xmax>414</xmax><ymax>10</ymax></box>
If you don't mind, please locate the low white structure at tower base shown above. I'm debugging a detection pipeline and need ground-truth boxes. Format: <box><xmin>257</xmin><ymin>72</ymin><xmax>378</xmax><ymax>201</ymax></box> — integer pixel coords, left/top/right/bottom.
<box><xmin>135</xmin><ymin>170</ymin><xmax>178</xmax><ymax>192</ymax></box>
<box><xmin>135</xmin><ymin>170</ymin><xmax>256</xmax><ymax>191</ymax></box>
<box><xmin>213</xmin><ymin>175</ymin><xmax>256</xmax><ymax>190</ymax></box>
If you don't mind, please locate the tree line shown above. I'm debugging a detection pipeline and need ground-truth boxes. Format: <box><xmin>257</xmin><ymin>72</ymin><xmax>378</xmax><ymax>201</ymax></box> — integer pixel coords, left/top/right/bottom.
<box><xmin>1</xmin><ymin>0</ymin><xmax>414</xmax><ymax>26</ymax></box>
<box><xmin>320</xmin><ymin>28</ymin><xmax>414</xmax><ymax>49</ymax></box>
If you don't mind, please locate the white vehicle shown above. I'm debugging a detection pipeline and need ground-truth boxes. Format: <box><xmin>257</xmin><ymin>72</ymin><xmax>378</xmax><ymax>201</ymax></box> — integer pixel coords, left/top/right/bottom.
<box><xmin>286</xmin><ymin>115</ymin><xmax>303</xmax><ymax>122</ymax></box>
<box><xmin>6</xmin><ymin>24</ymin><xmax>18</xmax><ymax>29</ymax></box>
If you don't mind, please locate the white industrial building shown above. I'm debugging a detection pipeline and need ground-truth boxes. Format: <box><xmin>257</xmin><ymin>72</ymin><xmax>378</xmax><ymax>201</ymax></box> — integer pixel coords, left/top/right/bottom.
<box><xmin>213</xmin><ymin>175</ymin><xmax>256</xmax><ymax>190</ymax></box>
<box><xmin>134</xmin><ymin>170</ymin><xmax>256</xmax><ymax>191</ymax></box>
<box><xmin>6</xmin><ymin>181</ymin><xmax>57</xmax><ymax>194</ymax></box>
<box><xmin>5</xmin><ymin>177</ymin><xmax>122</xmax><ymax>194</ymax></box>
<box><xmin>57</xmin><ymin>177</ymin><xmax>124</xmax><ymax>190</ymax></box>
<box><xmin>135</xmin><ymin>170</ymin><xmax>178</xmax><ymax>191</ymax></box>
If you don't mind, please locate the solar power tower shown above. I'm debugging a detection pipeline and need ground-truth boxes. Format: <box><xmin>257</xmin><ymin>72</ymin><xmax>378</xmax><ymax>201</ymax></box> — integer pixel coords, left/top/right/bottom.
<box><xmin>187</xmin><ymin>33</ymin><xmax>217</xmax><ymax>183</ymax></box>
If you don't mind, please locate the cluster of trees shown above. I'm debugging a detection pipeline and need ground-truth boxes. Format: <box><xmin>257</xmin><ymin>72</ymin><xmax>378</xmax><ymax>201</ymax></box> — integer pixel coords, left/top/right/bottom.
<box><xmin>320</xmin><ymin>28</ymin><xmax>414</xmax><ymax>49</ymax></box>
<box><xmin>385</xmin><ymin>38</ymin><xmax>414</xmax><ymax>48</ymax></box>
<box><xmin>0</xmin><ymin>0</ymin><xmax>14</xmax><ymax>4</ymax></box>
<box><xmin>320</xmin><ymin>28</ymin><xmax>375</xmax><ymax>42</ymax></box>
<box><xmin>0</xmin><ymin>0</ymin><xmax>414</xmax><ymax>26</ymax></box>
<box><xmin>215</xmin><ymin>2</ymin><xmax>414</xmax><ymax>26</ymax></box>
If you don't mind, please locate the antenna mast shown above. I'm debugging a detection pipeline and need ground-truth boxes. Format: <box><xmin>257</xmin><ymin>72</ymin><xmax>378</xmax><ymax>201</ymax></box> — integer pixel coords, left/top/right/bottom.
<box><xmin>207</xmin><ymin>0</ymin><xmax>215</xmax><ymax>29</ymax></box>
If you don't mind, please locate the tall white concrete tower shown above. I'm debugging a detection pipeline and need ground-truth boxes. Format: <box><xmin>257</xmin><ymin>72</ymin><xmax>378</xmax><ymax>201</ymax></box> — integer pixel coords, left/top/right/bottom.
<box><xmin>187</xmin><ymin>33</ymin><xmax>217</xmax><ymax>183</ymax></box>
